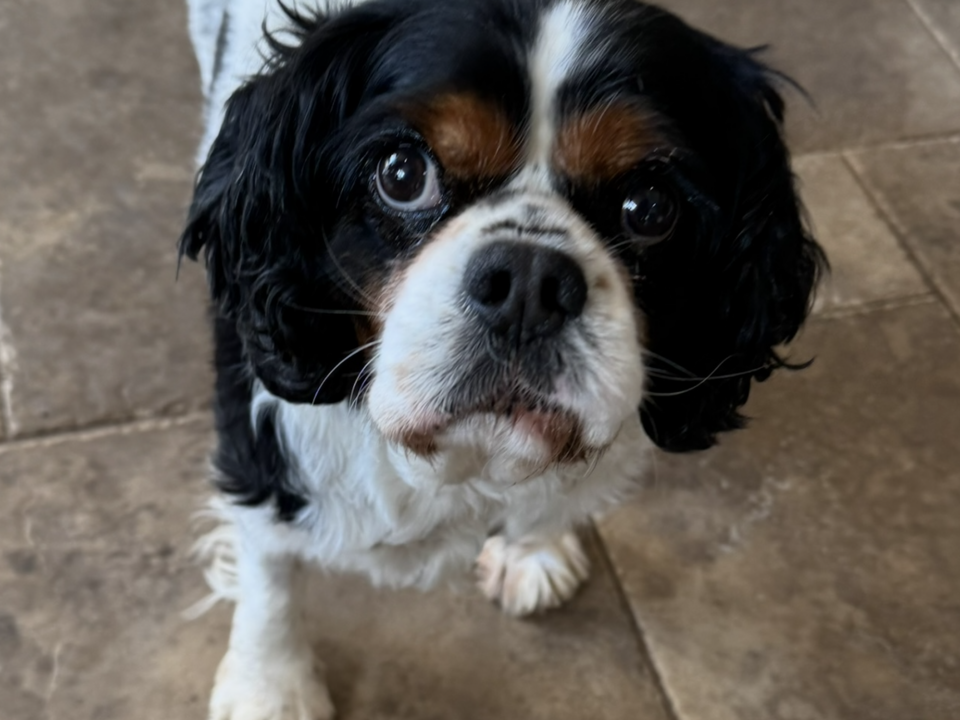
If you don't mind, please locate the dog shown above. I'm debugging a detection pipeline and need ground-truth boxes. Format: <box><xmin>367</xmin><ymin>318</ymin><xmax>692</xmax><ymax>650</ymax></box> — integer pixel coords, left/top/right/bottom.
<box><xmin>179</xmin><ymin>1</ymin><xmax>825</xmax><ymax>717</ymax></box>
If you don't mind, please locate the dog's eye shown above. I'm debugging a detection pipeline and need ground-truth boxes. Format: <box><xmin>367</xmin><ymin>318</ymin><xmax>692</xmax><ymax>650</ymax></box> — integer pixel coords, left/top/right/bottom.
<box><xmin>622</xmin><ymin>184</ymin><xmax>678</xmax><ymax>245</ymax></box>
<box><xmin>375</xmin><ymin>145</ymin><xmax>442</xmax><ymax>211</ymax></box>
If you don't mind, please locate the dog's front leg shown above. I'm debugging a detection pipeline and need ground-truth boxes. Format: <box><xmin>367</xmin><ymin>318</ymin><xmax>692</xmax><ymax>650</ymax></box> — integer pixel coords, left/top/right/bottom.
<box><xmin>209</xmin><ymin>528</ymin><xmax>334</xmax><ymax>720</ymax></box>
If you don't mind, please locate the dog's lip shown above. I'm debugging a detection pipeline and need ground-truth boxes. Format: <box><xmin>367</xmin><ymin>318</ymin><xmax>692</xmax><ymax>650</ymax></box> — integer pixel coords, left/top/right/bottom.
<box><xmin>444</xmin><ymin>393</ymin><xmax>577</xmax><ymax>444</ymax></box>
<box><xmin>394</xmin><ymin>393</ymin><xmax>567</xmax><ymax>442</ymax></box>
<box><xmin>387</xmin><ymin>396</ymin><xmax>590</xmax><ymax>464</ymax></box>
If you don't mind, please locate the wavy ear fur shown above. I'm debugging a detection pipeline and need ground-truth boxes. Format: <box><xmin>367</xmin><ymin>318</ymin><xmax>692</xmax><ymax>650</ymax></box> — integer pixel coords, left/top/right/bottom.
<box><xmin>179</xmin><ymin>6</ymin><xmax>393</xmax><ymax>403</ymax></box>
<box><xmin>639</xmin><ymin>36</ymin><xmax>827</xmax><ymax>453</ymax></box>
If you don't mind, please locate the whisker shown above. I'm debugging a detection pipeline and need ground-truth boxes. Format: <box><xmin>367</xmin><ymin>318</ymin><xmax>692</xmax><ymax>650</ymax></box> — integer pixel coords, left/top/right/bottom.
<box><xmin>644</xmin><ymin>366</ymin><xmax>767</xmax><ymax>382</ymax></box>
<box><xmin>320</xmin><ymin>231</ymin><xmax>378</xmax><ymax>307</ymax></box>
<box><xmin>311</xmin><ymin>340</ymin><xmax>382</xmax><ymax>405</ymax></box>
<box><xmin>282</xmin><ymin>301</ymin><xmax>377</xmax><ymax>317</ymax></box>
<box><xmin>644</xmin><ymin>355</ymin><xmax>762</xmax><ymax>397</ymax></box>
<box><xmin>641</xmin><ymin>349</ymin><xmax>699</xmax><ymax>378</ymax></box>
<box><xmin>353</xmin><ymin>373</ymin><xmax>376</xmax><ymax>404</ymax></box>
<box><xmin>349</xmin><ymin>355</ymin><xmax>378</xmax><ymax>406</ymax></box>
<box><xmin>606</xmin><ymin>237</ymin><xmax>640</xmax><ymax>254</ymax></box>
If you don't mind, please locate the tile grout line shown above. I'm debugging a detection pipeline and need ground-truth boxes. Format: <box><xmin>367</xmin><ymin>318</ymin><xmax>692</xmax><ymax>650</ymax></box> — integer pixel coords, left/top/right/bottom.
<box><xmin>841</xmin><ymin>152</ymin><xmax>960</xmax><ymax>331</ymax></box>
<box><xmin>0</xmin><ymin>411</ymin><xmax>211</xmax><ymax>455</ymax></box>
<box><xmin>815</xmin><ymin>293</ymin><xmax>937</xmax><ymax>321</ymax></box>
<box><xmin>587</xmin><ymin>521</ymin><xmax>683</xmax><ymax>720</ymax></box>
<box><xmin>0</xmin><ymin>260</ymin><xmax>17</xmax><ymax>439</ymax></box>
<box><xmin>905</xmin><ymin>0</ymin><xmax>960</xmax><ymax>78</ymax></box>
<box><xmin>793</xmin><ymin>132</ymin><xmax>960</xmax><ymax>162</ymax></box>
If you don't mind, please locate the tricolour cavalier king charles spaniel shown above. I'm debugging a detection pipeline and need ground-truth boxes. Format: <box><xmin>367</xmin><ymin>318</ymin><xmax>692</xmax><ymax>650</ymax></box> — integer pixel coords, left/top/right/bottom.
<box><xmin>180</xmin><ymin>0</ymin><xmax>825</xmax><ymax>717</ymax></box>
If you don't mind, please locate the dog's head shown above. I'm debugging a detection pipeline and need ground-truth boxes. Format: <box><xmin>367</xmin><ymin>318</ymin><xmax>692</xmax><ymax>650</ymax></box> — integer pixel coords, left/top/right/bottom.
<box><xmin>181</xmin><ymin>0</ymin><xmax>824</xmax><ymax>465</ymax></box>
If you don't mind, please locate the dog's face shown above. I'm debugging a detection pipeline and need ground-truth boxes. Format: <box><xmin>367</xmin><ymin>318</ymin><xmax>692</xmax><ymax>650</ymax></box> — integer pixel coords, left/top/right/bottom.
<box><xmin>181</xmin><ymin>0</ymin><xmax>824</xmax><ymax>462</ymax></box>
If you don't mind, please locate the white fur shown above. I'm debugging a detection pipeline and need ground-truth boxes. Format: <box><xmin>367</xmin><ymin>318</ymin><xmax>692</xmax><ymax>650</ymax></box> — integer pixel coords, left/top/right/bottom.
<box><xmin>207</xmin><ymin>534</ymin><xmax>334</xmax><ymax>720</ymax></box>
<box><xmin>367</xmin><ymin>191</ymin><xmax>646</xmax><ymax>455</ymax></box>
<box><xmin>477</xmin><ymin>533</ymin><xmax>591</xmax><ymax>616</ymax></box>
<box><xmin>211</xmin><ymin>647</ymin><xmax>334</xmax><ymax>720</ymax></box>
<box><xmin>524</xmin><ymin>0</ymin><xmax>596</xmax><ymax>176</ymax></box>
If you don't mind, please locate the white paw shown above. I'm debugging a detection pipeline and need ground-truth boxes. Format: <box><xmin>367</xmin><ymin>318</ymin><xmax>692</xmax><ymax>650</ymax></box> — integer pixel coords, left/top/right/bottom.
<box><xmin>476</xmin><ymin>532</ymin><xmax>590</xmax><ymax>617</ymax></box>
<box><xmin>209</xmin><ymin>648</ymin><xmax>335</xmax><ymax>720</ymax></box>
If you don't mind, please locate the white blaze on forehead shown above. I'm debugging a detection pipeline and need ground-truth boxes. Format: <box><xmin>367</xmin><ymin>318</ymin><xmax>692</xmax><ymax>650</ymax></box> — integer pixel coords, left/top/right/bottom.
<box><xmin>525</xmin><ymin>0</ymin><xmax>597</xmax><ymax>173</ymax></box>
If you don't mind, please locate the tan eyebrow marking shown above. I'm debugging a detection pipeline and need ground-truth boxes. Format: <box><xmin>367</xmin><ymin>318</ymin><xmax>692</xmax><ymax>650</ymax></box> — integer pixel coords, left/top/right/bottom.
<box><xmin>553</xmin><ymin>104</ymin><xmax>665</xmax><ymax>182</ymax></box>
<box><xmin>406</xmin><ymin>93</ymin><xmax>522</xmax><ymax>181</ymax></box>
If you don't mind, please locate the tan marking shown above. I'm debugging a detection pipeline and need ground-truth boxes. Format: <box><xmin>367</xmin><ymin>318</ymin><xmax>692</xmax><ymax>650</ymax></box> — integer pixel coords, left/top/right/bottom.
<box><xmin>352</xmin><ymin>267</ymin><xmax>393</xmax><ymax>357</ymax></box>
<box><xmin>603</xmin><ymin>256</ymin><xmax>648</xmax><ymax>349</ymax></box>
<box><xmin>515</xmin><ymin>408</ymin><xmax>591</xmax><ymax>465</ymax></box>
<box><xmin>407</xmin><ymin>93</ymin><xmax>521</xmax><ymax>181</ymax></box>
<box><xmin>636</xmin><ymin>305</ymin><xmax>649</xmax><ymax>349</ymax></box>
<box><xmin>553</xmin><ymin>104</ymin><xmax>664</xmax><ymax>183</ymax></box>
<box><xmin>399</xmin><ymin>428</ymin><xmax>439</xmax><ymax>459</ymax></box>
<box><xmin>371</xmin><ymin>261</ymin><xmax>407</xmax><ymax>318</ymax></box>
<box><xmin>621</xmin><ymin>270</ymin><xmax>649</xmax><ymax>350</ymax></box>
<box><xmin>353</xmin><ymin>318</ymin><xmax>379</xmax><ymax>351</ymax></box>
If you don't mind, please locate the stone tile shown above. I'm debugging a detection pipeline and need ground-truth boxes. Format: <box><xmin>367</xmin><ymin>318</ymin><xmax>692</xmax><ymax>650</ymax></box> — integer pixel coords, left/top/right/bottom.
<box><xmin>0</xmin><ymin>417</ymin><xmax>221</xmax><ymax>720</ymax></box>
<box><xmin>910</xmin><ymin>0</ymin><xmax>960</xmax><ymax>68</ymax></box>
<box><xmin>303</xmin><ymin>529</ymin><xmax>671</xmax><ymax>720</ymax></box>
<box><xmin>0</xmin><ymin>418</ymin><xmax>671</xmax><ymax>720</ymax></box>
<box><xmin>657</xmin><ymin>0</ymin><xmax>960</xmax><ymax>153</ymax></box>
<box><xmin>598</xmin><ymin>302</ymin><xmax>960</xmax><ymax>720</ymax></box>
<box><xmin>0</xmin><ymin>0</ymin><xmax>212</xmax><ymax>437</ymax></box>
<box><xmin>847</xmin><ymin>138</ymin><xmax>960</xmax><ymax>319</ymax></box>
<box><xmin>793</xmin><ymin>154</ymin><xmax>929</xmax><ymax>313</ymax></box>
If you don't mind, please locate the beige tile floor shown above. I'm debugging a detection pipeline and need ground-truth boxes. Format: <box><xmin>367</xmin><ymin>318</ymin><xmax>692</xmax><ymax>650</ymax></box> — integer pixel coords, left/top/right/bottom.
<box><xmin>1</xmin><ymin>1</ymin><xmax>959</xmax><ymax>718</ymax></box>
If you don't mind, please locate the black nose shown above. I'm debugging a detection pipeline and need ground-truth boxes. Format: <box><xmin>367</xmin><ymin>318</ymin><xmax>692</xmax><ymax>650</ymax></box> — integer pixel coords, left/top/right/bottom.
<box><xmin>464</xmin><ymin>241</ymin><xmax>587</xmax><ymax>344</ymax></box>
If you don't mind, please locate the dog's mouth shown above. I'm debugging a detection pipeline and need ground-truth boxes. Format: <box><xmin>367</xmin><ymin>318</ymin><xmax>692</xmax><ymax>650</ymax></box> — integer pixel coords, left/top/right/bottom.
<box><xmin>396</xmin><ymin>376</ymin><xmax>591</xmax><ymax>464</ymax></box>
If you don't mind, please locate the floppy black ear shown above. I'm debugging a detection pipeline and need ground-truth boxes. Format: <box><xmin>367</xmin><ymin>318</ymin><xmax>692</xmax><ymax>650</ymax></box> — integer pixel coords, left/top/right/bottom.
<box><xmin>639</xmin><ymin>41</ymin><xmax>827</xmax><ymax>452</ymax></box>
<box><xmin>179</xmin><ymin>7</ymin><xmax>391</xmax><ymax>404</ymax></box>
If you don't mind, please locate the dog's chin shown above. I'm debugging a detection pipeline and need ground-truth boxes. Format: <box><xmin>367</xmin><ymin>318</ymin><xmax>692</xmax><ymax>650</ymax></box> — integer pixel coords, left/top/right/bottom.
<box><xmin>383</xmin><ymin>399</ymin><xmax>597</xmax><ymax>468</ymax></box>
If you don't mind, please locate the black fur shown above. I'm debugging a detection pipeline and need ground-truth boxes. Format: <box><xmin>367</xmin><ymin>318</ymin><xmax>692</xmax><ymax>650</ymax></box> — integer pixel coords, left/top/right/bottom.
<box><xmin>180</xmin><ymin>0</ymin><xmax>825</xmax><ymax>514</ymax></box>
<box><xmin>210</xmin><ymin>315</ymin><xmax>307</xmax><ymax>521</ymax></box>
<box><xmin>595</xmin><ymin>7</ymin><xmax>826</xmax><ymax>451</ymax></box>
<box><xmin>181</xmin><ymin>5</ymin><xmax>396</xmax><ymax>404</ymax></box>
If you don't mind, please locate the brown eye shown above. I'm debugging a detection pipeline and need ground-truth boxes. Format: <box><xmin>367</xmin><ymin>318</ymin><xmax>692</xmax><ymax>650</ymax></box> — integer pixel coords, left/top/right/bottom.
<box><xmin>622</xmin><ymin>184</ymin><xmax>679</xmax><ymax>245</ymax></box>
<box><xmin>375</xmin><ymin>145</ymin><xmax>442</xmax><ymax>211</ymax></box>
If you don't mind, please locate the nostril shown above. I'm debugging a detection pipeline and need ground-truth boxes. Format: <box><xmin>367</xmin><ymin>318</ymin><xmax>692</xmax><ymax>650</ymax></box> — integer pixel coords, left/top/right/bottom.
<box><xmin>538</xmin><ymin>264</ymin><xmax>587</xmax><ymax>320</ymax></box>
<box><xmin>540</xmin><ymin>275</ymin><xmax>562</xmax><ymax>313</ymax></box>
<box><xmin>481</xmin><ymin>270</ymin><xmax>512</xmax><ymax>306</ymax></box>
<box><xmin>559</xmin><ymin>272</ymin><xmax>587</xmax><ymax>317</ymax></box>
